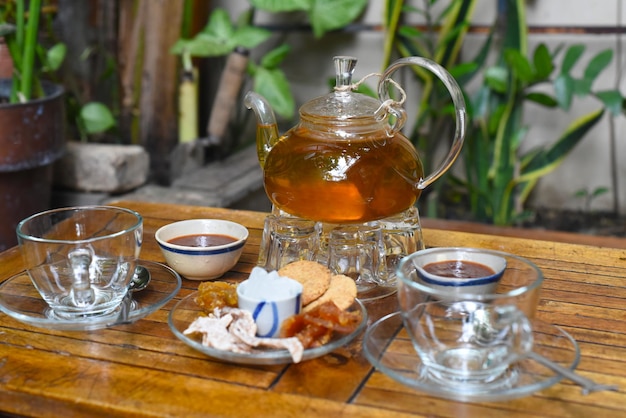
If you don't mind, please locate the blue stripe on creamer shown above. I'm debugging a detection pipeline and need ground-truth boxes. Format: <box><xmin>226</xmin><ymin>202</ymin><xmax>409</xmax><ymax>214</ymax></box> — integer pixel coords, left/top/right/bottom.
<box><xmin>158</xmin><ymin>240</ymin><xmax>245</xmax><ymax>256</ymax></box>
<box><xmin>253</xmin><ymin>301</ymin><xmax>280</xmax><ymax>338</ymax></box>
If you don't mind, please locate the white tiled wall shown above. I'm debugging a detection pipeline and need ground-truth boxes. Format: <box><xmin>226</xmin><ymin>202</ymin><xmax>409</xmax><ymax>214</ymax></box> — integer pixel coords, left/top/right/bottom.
<box><xmin>214</xmin><ymin>0</ymin><xmax>626</xmax><ymax>216</ymax></box>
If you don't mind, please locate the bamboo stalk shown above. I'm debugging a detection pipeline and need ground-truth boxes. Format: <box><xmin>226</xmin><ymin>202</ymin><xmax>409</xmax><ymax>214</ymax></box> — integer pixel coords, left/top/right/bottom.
<box><xmin>178</xmin><ymin>66</ymin><xmax>198</xmax><ymax>143</ymax></box>
<box><xmin>20</xmin><ymin>0</ymin><xmax>41</xmax><ymax>101</ymax></box>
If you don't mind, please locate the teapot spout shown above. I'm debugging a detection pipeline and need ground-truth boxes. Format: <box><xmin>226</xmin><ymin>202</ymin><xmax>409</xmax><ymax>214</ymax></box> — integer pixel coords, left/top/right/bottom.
<box><xmin>244</xmin><ymin>91</ymin><xmax>280</xmax><ymax>168</ymax></box>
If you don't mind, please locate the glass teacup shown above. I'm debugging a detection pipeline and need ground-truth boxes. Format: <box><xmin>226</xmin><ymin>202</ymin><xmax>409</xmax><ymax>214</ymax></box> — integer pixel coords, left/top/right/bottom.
<box><xmin>396</xmin><ymin>248</ymin><xmax>543</xmax><ymax>390</ymax></box>
<box><xmin>16</xmin><ymin>206</ymin><xmax>143</xmax><ymax>319</ymax></box>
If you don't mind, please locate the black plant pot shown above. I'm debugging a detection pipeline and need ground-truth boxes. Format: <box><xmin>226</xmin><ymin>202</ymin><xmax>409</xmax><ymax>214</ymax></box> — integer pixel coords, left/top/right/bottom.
<box><xmin>0</xmin><ymin>79</ymin><xmax>66</xmax><ymax>251</ymax></box>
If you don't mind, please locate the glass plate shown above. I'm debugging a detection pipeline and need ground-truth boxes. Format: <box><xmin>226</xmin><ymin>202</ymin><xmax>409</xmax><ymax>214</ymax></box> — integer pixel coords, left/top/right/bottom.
<box><xmin>168</xmin><ymin>292</ymin><xmax>368</xmax><ymax>365</ymax></box>
<box><xmin>363</xmin><ymin>311</ymin><xmax>581</xmax><ymax>402</ymax></box>
<box><xmin>0</xmin><ymin>260</ymin><xmax>181</xmax><ymax>331</ymax></box>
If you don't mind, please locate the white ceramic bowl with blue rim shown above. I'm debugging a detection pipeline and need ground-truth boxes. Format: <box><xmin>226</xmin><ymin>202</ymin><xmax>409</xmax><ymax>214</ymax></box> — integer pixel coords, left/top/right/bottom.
<box><xmin>155</xmin><ymin>219</ymin><xmax>248</xmax><ymax>280</ymax></box>
<box><xmin>411</xmin><ymin>247</ymin><xmax>507</xmax><ymax>296</ymax></box>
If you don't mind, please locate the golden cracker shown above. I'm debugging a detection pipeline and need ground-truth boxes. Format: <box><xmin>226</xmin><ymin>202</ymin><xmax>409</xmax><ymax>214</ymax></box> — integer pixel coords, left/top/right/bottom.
<box><xmin>278</xmin><ymin>260</ymin><xmax>331</xmax><ymax>305</ymax></box>
<box><xmin>302</xmin><ymin>274</ymin><xmax>357</xmax><ymax>312</ymax></box>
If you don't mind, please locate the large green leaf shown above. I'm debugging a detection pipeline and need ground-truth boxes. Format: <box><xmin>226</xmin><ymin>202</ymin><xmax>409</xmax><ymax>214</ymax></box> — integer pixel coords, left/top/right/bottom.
<box><xmin>518</xmin><ymin>108</ymin><xmax>604</xmax><ymax>182</ymax></box>
<box><xmin>504</xmin><ymin>49</ymin><xmax>533</xmax><ymax>84</ymax></box>
<box><xmin>584</xmin><ymin>49</ymin><xmax>613</xmax><ymax>81</ymax></box>
<box><xmin>170</xmin><ymin>8</ymin><xmax>270</xmax><ymax>57</ymax></box>
<box><xmin>171</xmin><ymin>36</ymin><xmax>232</xmax><ymax>57</ymax></box>
<box><xmin>595</xmin><ymin>90</ymin><xmax>624</xmax><ymax>116</ymax></box>
<box><xmin>382</xmin><ymin>0</ymin><xmax>404</xmax><ymax>68</ymax></box>
<box><xmin>260</xmin><ymin>44</ymin><xmax>291</xmax><ymax>69</ymax></box>
<box><xmin>253</xmin><ymin>67</ymin><xmax>295</xmax><ymax>119</ymax></box>
<box><xmin>561</xmin><ymin>44</ymin><xmax>585</xmax><ymax>74</ymax></box>
<box><xmin>249</xmin><ymin>0</ymin><xmax>311</xmax><ymax>12</ymax></box>
<box><xmin>449</xmin><ymin>61</ymin><xmax>478</xmax><ymax>80</ymax></box>
<box><xmin>202</xmin><ymin>8</ymin><xmax>234</xmax><ymax>38</ymax></box>
<box><xmin>554</xmin><ymin>73</ymin><xmax>574</xmax><ymax>110</ymax></box>
<box><xmin>519</xmin><ymin>147</ymin><xmax>543</xmax><ymax>168</ymax></box>
<box><xmin>471</xmin><ymin>85</ymin><xmax>491</xmax><ymax>119</ymax></box>
<box><xmin>170</xmin><ymin>9</ymin><xmax>235</xmax><ymax>56</ymax></box>
<box><xmin>491</xmin><ymin>96</ymin><xmax>521</xmax><ymax>224</ymax></box>
<box><xmin>45</xmin><ymin>42</ymin><xmax>66</xmax><ymax>71</ymax></box>
<box><xmin>501</xmin><ymin>0</ymin><xmax>527</xmax><ymax>55</ymax></box>
<box><xmin>232</xmin><ymin>26</ymin><xmax>272</xmax><ymax>49</ymax></box>
<box><xmin>250</xmin><ymin>0</ymin><xmax>369</xmax><ymax>37</ymax></box>
<box><xmin>80</xmin><ymin>102</ymin><xmax>116</xmax><ymax>134</ymax></box>
<box><xmin>525</xmin><ymin>92</ymin><xmax>558</xmax><ymax>107</ymax></box>
<box><xmin>516</xmin><ymin>109</ymin><xmax>604</xmax><ymax>206</ymax></box>
<box><xmin>484</xmin><ymin>66</ymin><xmax>508</xmax><ymax>93</ymax></box>
<box><xmin>462</xmin><ymin>124</ymin><xmax>492</xmax><ymax>220</ymax></box>
<box><xmin>511</xmin><ymin>125</ymin><xmax>528</xmax><ymax>149</ymax></box>
<box><xmin>532</xmin><ymin>43</ymin><xmax>553</xmax><ymax>80</ymax></box>
<box><xmin>572</xmin><ymin>77</ymin><xmax>592</xmax><ymax>96</ymax></box>
<box><xmin>436</xmin><ymin>0</ymin><xmax>477</xmax><ymax>68</ymax></box>
<box><xmin>454</xmin><ymin>24</ymin><xmax>493</xmax><ymax>86</ymax></box>
<box><xmin>487</xmin><ymin>102</ymin><xmax>506</xmax><ymax>134</ymax></box>
<box><xmin>398</xmin><ymin>25</ymin><xmax>424</xmax><ymax>39</ymax></box>
<box><xmin>309</xmin><ymin>0</ymin><xmax>368</xmax><ymax>38</ymax></box>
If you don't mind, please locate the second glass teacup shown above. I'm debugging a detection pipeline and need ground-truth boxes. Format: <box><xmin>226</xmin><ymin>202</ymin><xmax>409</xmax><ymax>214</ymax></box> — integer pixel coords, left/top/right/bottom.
<box><xmin>396</xmin><ymin>248</ymin><xmax>543</xmax><ymax>390</ymax></box>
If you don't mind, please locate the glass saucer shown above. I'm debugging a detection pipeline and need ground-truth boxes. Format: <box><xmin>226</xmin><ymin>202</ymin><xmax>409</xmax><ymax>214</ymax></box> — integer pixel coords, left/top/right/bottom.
<box><xmin>168</xmin><ymin>292</ymin><xmax>368</xmax><ymax>365</ymax></box>
<box><xmin>357</xmin><ymin>283</ymin><xmax>397</xmax><ymax>302</ymax></box>
<box><xmin>363</xmin><ymin>311</ymin><xmax>581</xmax><ymax>402</ymax></box>
<box><xmin>0</xmin><ymin>260</ymin><xmax>181</xmax><ymax>331</ymax></box>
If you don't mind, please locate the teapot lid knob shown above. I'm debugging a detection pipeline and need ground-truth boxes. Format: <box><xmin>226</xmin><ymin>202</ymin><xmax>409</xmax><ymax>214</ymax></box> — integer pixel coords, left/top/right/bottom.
<box><xmin>300</xmin><ymin>55</ymin><xmax>380</xmax><ymax>119</ymax></box>
<box><xmin>334</xmin><ymin>56</ymin><xmax>358</xmax><ymax>88</ymax></box>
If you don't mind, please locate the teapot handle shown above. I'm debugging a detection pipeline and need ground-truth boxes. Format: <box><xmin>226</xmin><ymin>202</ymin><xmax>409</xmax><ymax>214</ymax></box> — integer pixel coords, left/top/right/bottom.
<box><xmin>378</xmin><ymin>57</ymin><xmax>467</xmax><ymax>190</ymax></box>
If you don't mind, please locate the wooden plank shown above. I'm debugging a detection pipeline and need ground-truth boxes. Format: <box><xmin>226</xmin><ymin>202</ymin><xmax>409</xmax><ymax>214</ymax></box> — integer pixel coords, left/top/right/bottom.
<box><xmin>0</xmin><ymin>346</ymin><xmax>408</xmax><ymax>418</ymax></box>
<box><xmin>422</xmin><ymin>218</ymin><xmax>626</xmax><ymax>249</ymax></box>
<box><xmin>359</xmin><ymin>371</ymin><xmax>626</xmax><ymax>417</ymax></box>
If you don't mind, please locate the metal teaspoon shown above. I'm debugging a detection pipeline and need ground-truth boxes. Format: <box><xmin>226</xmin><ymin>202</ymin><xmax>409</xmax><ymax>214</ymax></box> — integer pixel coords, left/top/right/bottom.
<box><xmin>467</xmin><ymin>304</ymin><xmax>618</xmax><ymax>395</ymax></box>
<box><xmin>527</xmin><ymin>351</ymin><xmax>619</xmax><ymax>395</ymax></box>
<box><xmin>109</xmin><ymin>265</ymin><xmax>151</xmax><ymax>326</ymax></box>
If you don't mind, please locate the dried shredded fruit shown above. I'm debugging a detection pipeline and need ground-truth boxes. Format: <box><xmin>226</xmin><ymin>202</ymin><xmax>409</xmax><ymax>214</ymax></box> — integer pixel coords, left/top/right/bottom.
<box><xmin>184</xmin><ymin>307</ymin><xmax>304</xmax><ymax>362</ymax></box>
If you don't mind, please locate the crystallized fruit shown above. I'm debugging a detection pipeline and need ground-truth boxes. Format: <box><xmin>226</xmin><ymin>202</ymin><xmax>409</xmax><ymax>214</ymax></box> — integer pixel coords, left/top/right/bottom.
<box><xmin>280</xmin><ymin>301</ymin><xmax>362</xmax><ymax>348</ymax></box>
<box><xmin>194</xmin><ymin>281</ymin><xmax>238</xmax><ymax>313</ymax></box>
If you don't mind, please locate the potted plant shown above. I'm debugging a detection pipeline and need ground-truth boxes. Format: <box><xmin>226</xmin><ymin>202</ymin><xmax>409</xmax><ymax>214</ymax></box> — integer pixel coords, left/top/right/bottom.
<box><xmin>381</xmin><ymin>0</ymin><xmax>625</xmax><ymax>226</ymax></box>
<box><xmin>0</xmin><ymin>0</ymin><xmax>66</xmax><ymax>251</ymax></box>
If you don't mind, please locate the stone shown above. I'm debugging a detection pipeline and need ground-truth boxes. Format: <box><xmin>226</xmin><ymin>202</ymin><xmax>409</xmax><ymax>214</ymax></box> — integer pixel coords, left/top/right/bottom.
<box><xmin>53</xmin><ymin>142</ymin><xmax>150</xmax><ymax>193</ymax></box>
<box><xmin>114</xmin><ymin>144</ymin><xmax>271</xmax><ymax>211</ymax></box>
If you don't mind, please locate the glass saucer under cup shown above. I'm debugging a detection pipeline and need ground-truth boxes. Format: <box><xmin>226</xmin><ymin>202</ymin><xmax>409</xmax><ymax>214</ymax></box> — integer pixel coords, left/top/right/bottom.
<box><xmin>0</xmin><ymin>260</ymin><xmax>181</xmax><ymax>331</ymax></box>
<box><xmin>363</xmin><ymin>311</ymin><xmax>580</xmax><ymax>402</ymax></box>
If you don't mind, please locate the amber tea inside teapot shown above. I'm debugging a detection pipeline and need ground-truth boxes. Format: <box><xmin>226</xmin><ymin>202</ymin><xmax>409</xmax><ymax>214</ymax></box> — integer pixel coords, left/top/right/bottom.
<box><xmin>245</xmin><ymin>56</ymin><xmax>466</xmax><ymax>224</ymax></box>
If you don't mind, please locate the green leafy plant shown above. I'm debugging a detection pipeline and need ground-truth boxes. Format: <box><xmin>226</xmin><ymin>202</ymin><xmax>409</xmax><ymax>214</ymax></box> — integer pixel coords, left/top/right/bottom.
<box><xmin>0</xmin><ymin>0</ymin><xmax>115</xmax><ymax>137</ymax></box>
<box><xmin>383</xmin><ymin>0</ymin><xmax>625</xmax><ymax>225</ymax></box>
<box><xmin>574</xmin><ymin>186</ymin><xmax>610</xmax><ymax>213</ymax></box>
<box><xmin>0</xmin><ymin>0</ymin><xmax>64</xmax><ymax>102</ymax></box>
<box><xmin>169</xmin><ymin>0</ymin><xmax>623</xmax><ymax>226</ymax></box>
<box><xmin>171</xmin><ymin>0</ymin><xmax>369</xmax><ymax>120</ymax></box>
<box><xmin>249</xmin><ymin>0</ymin><xmax>368</xmax><ymax>38</ymax></box>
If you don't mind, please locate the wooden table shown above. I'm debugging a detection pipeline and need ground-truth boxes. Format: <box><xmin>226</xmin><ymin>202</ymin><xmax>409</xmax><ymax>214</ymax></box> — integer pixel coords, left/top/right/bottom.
<box><xmin>1</xmin><ymin>200</ymin><xmax>625</xmax><ymax>417</ymax></box>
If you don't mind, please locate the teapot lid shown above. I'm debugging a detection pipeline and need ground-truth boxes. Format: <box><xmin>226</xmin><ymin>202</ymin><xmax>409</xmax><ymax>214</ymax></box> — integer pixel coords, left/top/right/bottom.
<box><xmin>299</xmin><ymin>56</ymin><xmax>382</xmax><ymax>120</ymax></box>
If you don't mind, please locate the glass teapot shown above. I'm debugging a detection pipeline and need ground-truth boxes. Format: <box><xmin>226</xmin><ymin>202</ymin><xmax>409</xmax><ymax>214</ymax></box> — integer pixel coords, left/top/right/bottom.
<box><xmin>244</xmin><ymin>56</ymin><xmax>466</xmax><ymax>224</ymax></box>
